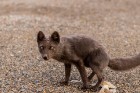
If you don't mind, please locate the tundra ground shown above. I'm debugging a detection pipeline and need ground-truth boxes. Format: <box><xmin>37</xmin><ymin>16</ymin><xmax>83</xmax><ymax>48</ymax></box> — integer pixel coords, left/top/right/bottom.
<box><xmin>0</xmin><ymin>0</ymin><xmax>140</xmax><ymax>93</ymax></box>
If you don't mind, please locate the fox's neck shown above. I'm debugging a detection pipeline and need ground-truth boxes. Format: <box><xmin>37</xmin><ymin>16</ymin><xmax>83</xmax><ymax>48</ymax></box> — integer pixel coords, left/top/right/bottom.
<box><xmin>53</xmin><ymin>38</ymin><xmax>67</xmax><ymax>61</ymax></box>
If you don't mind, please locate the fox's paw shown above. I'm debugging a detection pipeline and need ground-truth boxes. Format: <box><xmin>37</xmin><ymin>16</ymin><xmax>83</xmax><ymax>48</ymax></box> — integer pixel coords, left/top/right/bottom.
<box><xmin>90</xmin><ymin>86</ymin><xmax>99</xmax><ymax>92</ymax></box>
<box><xmin>59</xmin><ymin>81</ymin><xmax>68</xmax><ymax>86</ymax></box>
<box><xmin>81</xmin><ymin>85</ymin><xmax>91</xmax><ymax>92</ymax></box>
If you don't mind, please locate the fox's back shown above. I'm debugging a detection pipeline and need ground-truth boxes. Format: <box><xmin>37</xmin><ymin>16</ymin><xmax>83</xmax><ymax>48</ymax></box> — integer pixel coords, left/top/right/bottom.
<box><xmin>63</xmin><ymin>36</ymin><xmax>103</xmax><ymax>58</ymax></box>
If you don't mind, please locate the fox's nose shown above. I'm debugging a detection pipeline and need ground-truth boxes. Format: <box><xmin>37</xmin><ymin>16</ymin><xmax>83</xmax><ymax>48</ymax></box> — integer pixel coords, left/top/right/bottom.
<box><xmin>43</xmin><ymin>56</ymin><xmax>48</xmax><ymax>60</ymax></box>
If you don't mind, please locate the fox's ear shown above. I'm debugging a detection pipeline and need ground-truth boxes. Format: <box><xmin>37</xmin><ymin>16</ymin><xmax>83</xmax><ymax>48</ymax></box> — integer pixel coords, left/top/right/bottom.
<box><xmin>37</xmin><ymin>31</ymin><xmax>46</xmax><ymax>42</ymax></box>
<box><xmin>51</xmin><ymin>31</ymin><xmax>60</xmax><ymax>43</ymax></box>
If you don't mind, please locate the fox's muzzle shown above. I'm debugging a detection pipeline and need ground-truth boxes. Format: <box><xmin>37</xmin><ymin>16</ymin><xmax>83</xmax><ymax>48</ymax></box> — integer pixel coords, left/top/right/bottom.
<box><xmin>43</xmin><ymin>56</ymin><xmax>48</xmax><ymax>60</ymax></box>
<box><xmin>42</xmin><ymin>55</ymin><xmax>48</xmax><ymax>60</ymax></box>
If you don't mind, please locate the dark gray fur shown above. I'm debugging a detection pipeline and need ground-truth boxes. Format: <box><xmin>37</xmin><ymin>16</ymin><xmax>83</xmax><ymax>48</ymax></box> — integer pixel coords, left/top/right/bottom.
<box><xmin>37</xmin><ymin>31</ymin><xmax>140</xmax><ymax>91</ymax></box>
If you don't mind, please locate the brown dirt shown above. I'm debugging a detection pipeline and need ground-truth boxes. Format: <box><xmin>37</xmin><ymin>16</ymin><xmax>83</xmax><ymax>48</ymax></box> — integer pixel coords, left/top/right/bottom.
<box><xmin>0</xmin><ymin>0</ymin><xmax>140</xmax><ymax>93</ymax></box>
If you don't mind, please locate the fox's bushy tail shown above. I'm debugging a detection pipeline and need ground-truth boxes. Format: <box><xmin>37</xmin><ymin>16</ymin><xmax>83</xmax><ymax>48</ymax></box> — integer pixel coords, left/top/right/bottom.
<box><xmin>108</xmin><ymin>54</ymin><xmax>140</xmax><ymax>71</ymax></box>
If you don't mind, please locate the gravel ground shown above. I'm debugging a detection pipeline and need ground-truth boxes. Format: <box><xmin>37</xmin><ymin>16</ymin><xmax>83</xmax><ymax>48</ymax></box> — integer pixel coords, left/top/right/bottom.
<box><xmin>0</xmin><ymin>0</ymin><xmax>140</xmax><ymax>93</ymax></box>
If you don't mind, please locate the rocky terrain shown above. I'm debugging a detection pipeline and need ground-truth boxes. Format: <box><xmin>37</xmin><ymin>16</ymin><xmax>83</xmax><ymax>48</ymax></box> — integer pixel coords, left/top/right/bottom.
<box><xmin>0</xmin><ymin>0</ymin><xmax>140</xmax><ymax>93</ymax></box>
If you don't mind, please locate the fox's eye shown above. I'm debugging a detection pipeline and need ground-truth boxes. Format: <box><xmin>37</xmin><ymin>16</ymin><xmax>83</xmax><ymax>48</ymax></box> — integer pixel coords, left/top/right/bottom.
<box><xmin>40</xmin><ymin>46</ymin><xmax>44</xmax><ymax>50</ymax></box>
<box><xmin>49</xmin><ymin>46</ymin><xmax>54</xmax><ymax>50</ymax></box>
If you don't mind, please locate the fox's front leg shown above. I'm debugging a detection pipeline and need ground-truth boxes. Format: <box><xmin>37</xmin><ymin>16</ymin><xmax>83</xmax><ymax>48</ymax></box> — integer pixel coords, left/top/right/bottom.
<box><xmin>60</xmin><ymin>63</ymin><xmax>71</xmax><ymax>85</ymax></box>
<box><xmin>74</xmin><ymin>61</ymin><xmax>89</xmax><ymax>90</ymax></box>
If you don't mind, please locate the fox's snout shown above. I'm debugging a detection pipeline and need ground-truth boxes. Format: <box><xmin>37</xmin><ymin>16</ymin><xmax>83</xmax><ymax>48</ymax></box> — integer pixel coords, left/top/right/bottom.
<box><xmin>43</xmin><ymin>56</ymin><xmax>48</xmax><ymax>60</ymax></box>
<box><xmin>42</xmin><ymin>55</ymin><xmax>48</xmax><ymax>60</ymax></box>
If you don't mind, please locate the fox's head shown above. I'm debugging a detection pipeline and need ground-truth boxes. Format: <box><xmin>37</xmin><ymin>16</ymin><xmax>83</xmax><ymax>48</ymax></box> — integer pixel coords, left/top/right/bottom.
<box><xmin>37</xmin><ymin>31</ymin><xmax>60</xmax><ymax>60</ymax></box>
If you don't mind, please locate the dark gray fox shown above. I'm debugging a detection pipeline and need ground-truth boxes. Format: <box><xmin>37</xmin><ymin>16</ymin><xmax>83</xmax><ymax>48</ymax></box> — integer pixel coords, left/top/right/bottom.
<box><xmin>37</xmin><ymin>31</ymin><xmax>140</xmax><ymax>91</ymax></box>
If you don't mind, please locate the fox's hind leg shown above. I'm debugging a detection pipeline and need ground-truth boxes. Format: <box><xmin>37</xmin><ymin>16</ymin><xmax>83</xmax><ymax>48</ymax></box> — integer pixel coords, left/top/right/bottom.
<box><xmin>88</xmin><ymin>72</ymin><xmax>95</xmax><ymax>81</ymax></box>
<box><xmin>89</xmin><ymin>65</ymin><xmax>103</xmax><ymax>91</ymax></box>
<box><xmin>87</xmin><ymin>48</ymin><xmax>108</xmax><ymax>91</ymax></box>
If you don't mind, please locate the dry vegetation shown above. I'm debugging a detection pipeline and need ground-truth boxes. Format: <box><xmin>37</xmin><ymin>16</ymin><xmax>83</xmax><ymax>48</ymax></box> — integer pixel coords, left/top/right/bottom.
<box><xmin>0</xmin><ymin>0</ymin><xmax>140</xmax><ymax>93</ymax></box>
